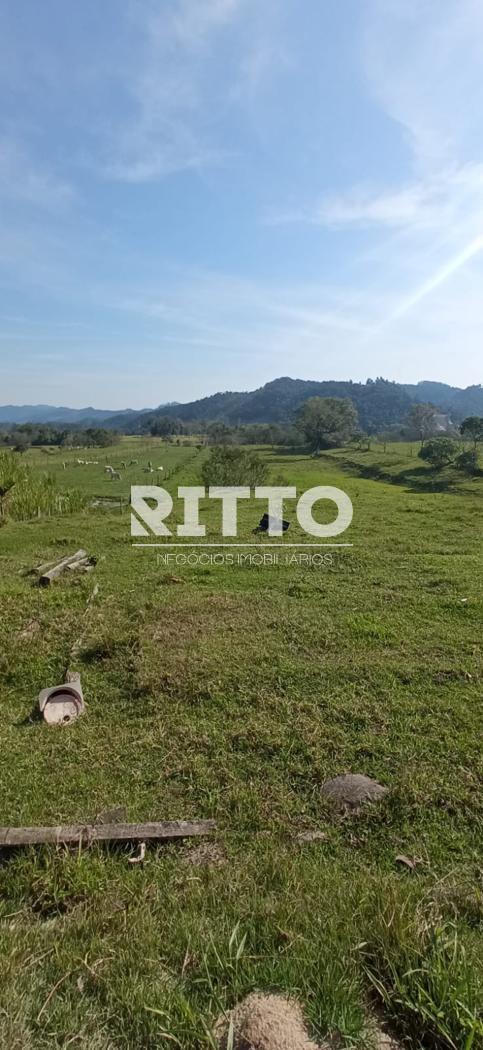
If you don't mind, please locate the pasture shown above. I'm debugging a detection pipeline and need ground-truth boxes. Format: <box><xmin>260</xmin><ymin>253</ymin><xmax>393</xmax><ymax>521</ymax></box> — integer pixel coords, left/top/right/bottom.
<box><xmin>0</xmin><ymin>437</ymin><xmax>481</xmax><ymax>1049</ymax></box>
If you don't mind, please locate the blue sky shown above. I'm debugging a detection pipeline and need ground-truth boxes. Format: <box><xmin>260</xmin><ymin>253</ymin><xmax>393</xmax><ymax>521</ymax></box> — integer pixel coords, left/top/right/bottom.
<box><xmin>1</xmin><ymin>0</ymin><xmax>483</xmax><ymax>408</ymax></box>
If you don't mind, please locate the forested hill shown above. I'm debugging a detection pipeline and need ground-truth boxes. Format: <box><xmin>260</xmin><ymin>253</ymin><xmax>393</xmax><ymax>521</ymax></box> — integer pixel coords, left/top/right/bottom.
<box><xmin>157</xmin><ymin>377</ymin><xmax>412</xmax><ymax>432</ymax></box>
<box><xmin>3</xmin><ymin>379</ymin><xmax>483</xmax><ymax>433</ymax></box>
<box><xmin>106</xmin><ymin>377</ymin><xmax>483</xmax><ymax>433</ymax></box>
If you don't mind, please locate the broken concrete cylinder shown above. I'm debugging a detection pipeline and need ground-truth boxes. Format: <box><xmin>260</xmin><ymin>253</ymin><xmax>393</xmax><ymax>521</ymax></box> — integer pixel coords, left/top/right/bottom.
<box><xmin>38</xmin><ymin>673</ymin><xmax>85</xmax><ymax>725</ymax></box>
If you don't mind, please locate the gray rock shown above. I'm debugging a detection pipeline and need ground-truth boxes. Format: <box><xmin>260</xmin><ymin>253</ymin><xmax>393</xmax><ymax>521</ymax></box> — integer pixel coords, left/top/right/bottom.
<box><xmin>321</xmin><ymin>773</ymin><xmax>388</xmax><ymax>809</ymax></box>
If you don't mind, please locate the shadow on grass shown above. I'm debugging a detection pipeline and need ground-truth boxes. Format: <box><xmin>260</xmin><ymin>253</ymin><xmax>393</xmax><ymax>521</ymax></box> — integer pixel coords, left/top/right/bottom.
<box><xmin>332</xmin><ymin>456</ymin><xmax>468</xmax><ymax>494</ymax></box>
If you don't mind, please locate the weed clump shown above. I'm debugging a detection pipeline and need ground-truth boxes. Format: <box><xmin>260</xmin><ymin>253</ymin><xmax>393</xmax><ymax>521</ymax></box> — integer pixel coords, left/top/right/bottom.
<box><xmin>0</xmin><ymin>452</ymin><xmax>84</xmax><ymax>523</ymax></box>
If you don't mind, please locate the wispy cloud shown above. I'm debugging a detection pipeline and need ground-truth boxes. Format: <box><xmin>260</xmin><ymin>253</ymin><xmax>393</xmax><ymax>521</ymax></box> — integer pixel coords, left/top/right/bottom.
<box><xmin>268</xmin><ymin>0</ymin><xmax>483</xmax><ymax>335</ymax></box>
<box><xmin>97</xmin><ymin>0</ymin><xmax>262</xmax><ymax>182</ymax></box>
<box><xmin>270</xmin><ymin>164</ymin><xmax>483</xmax><ymax>233</ymax></box>
<box><xmin>363</xmin><ymin>0</ymin><xmax>483</xmax><ymax>170</ymax></box>
<box><xmin>0</xmin><ymin>137</ymin><xmax>76</xmax><ymax>210</ymax></box>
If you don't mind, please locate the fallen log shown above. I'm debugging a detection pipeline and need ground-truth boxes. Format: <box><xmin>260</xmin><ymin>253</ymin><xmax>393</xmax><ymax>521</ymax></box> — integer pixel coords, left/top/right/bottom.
<box><xmin>38</xmin><ymin>550</ymin><xmax>88</xmax><ymax>586</ymax></box>
<box><xmin>0</xmin><ymin>820</ymin><xmax>216</xmax><ymax>848</ymax></box>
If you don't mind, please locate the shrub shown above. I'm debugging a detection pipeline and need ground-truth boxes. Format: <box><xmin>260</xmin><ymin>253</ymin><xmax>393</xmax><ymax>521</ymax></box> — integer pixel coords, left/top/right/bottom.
<box><xmin>201</xmin><ymin>446</ymin><xmax>268</xmax><ymax>487</ymax></box>
<box><xmin>418</xmin><ymin>437</ymin><xmax>457</xmax><ymax>469</ymax></box>
<box><xmin>296</xmin><ymin>396</ymin><xmax>358</xmax><ymax>451</ymax></box>
<box><xmin>455</xmin><ymin>448</ymin><xmax>480</xmax><ymax>476</ymax></box>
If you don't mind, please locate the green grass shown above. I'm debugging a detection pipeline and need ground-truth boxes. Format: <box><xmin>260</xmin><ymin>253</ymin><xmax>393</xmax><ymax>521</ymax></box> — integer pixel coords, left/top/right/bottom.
<box><xmin>0</xmin><ymin>440</ymin><xmax>481</xmax><ymax>1048</ymax></box>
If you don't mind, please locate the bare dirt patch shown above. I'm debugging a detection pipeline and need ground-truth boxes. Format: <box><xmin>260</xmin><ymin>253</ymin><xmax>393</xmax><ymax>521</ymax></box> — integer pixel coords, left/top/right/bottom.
<box><xmin>181</xmin><ymin>842</ymin><xmax>226</xmax><ymax>868</ymax></box>
<box><xmin>214</xmin><ymin>993</ymin><xmax>326</xmax><ymax>1050</ymax></box>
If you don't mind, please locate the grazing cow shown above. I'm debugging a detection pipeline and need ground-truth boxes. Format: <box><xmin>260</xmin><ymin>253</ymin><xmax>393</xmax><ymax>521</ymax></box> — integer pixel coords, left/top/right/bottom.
<box><xmin>105</xmin><ymin>465</ymin><xmax>114</xmax><ymax>474</ymax></box>
<box><xmin>129</xmin><ymin>459</ymin><xmax>138</xmax><ymax>465</ymax></box>
<box><xmin>157</xmin><ymin>466</ymin><xmax>164</xmax><ymax>471</ymax></box>
<box><xmin>111</xmin><ymin>471</ymin><xmax>121</xmax><ymax>480</ymax></box>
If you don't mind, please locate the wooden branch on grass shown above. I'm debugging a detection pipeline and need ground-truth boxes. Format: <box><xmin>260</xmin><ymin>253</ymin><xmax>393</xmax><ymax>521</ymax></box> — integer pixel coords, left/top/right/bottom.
<box><xmin>0</xmin><ymin>820</ymin><xmax>216</xmax><ymax>848</ymax></box>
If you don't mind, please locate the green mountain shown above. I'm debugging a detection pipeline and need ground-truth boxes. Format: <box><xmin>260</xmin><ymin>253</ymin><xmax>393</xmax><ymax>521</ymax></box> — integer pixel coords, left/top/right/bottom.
<box><xmin>107</xmin><ymin>377</ymin><xmax>483</xmax><ymax>434</ymax></box>
<box><xmin>3</xmin><ymin>379</ymin><xmax>482</xmax><ymax>434</ymax></box>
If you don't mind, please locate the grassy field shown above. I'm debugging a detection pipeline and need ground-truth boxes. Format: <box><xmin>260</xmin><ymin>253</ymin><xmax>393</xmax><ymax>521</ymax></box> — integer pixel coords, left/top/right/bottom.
<box><xmin>0</xmin><ymin>438</ymin><xmax>482</xmax><ymax>1049</ymax></box>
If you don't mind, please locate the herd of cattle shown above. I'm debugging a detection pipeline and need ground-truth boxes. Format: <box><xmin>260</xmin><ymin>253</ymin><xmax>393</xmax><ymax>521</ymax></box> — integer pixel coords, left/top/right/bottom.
<box><xmin>63</xmin><ymin>458</ymin><xmax>165</xmax><ymax>480</ymax></box>
<box><xmin>62</xmin><ymin>455</ymin><xmax>164</xmax><ymax>480</ymax></box>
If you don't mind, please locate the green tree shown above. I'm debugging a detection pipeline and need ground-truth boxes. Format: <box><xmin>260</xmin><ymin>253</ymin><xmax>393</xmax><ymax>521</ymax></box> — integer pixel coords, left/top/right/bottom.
<box><xmin>13</xmin><ymin>435</ymin><xmax>29</xmax><ymax>454</ymax></box>
<box><xmin>460</xmin><ymin>416</ymin><xmax>483</xmax><ymax>450</ymax></box>
<box><xmin>418</xmin><ymin>437</ymin><xmax>457</xmax><ymax>469</ymax></box>
<box><xmin>201</xmin><ymin>446</ymin><xmax>268</xmax><ymax>486</ymax></box>
<box><xmin>296</xmin><ymin>397</ymin><xmax>358</xmax><ymax>451</ymax></box>
<box><xmin>150</xmin><ymin>416</ymin><xmax>184</xmax><ymax>438</ymax></box>
<box><xmin>206</xmin><ymin>422</ymin><xmax>234</xmax><ymax>445</ymax></box>
<box><xmin>407</xmin><ymin>403</ymin><xmax>437</xmax><ymax>445</ymax></box>
<box><xmin>455</xmin><ymin>448</ymin><xmax>480</xmax><ymax>475</ymax></box>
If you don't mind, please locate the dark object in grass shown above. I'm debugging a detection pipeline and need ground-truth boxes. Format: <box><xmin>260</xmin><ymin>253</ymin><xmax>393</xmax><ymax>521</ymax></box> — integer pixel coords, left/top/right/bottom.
<box><xmin>321</xmin><ymin>773</ymin><xmax>388</xmax><ymax>810</ymax></box>
<box><xmin>0</xmin><ymin>819</ymin><xmax>216</xmax><ymax>848</ymax></box>
<box><xmin>254</xmin><ymin>513</ymin><xmax>290</xmax><ymax>534</ymax></box>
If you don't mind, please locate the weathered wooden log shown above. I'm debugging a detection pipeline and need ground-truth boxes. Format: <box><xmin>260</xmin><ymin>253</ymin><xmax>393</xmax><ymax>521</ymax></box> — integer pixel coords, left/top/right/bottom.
<box><xmin>0</xmin><ymin>820</ymin><xmax>216</xmax><ymax>848</ymax></box>
<box><xmin>38</xmin><ymin>550</ymin><xmax>88</xmax><ymax>586</ymax></box>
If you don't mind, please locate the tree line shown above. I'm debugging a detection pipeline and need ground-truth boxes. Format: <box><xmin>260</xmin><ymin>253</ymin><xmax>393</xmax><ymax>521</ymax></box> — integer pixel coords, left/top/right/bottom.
<box><xmin>0</xmin><ymin>423</ymin><xmax>120</xmax><ymax>451</ymax></box>
<box><xmin>3</xmin><ymin>401</ymin><xmax>482</xmax><ymax>476</ymax></box>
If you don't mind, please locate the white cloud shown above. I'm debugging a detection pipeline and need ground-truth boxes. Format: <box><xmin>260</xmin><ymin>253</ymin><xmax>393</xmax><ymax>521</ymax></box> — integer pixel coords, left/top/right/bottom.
<box><xmin>97</xmin><ymin>0</ymin><xmax>263</xmax><ymax>182</ymax></box>
<box><xmin>269</xmin><ymin>1</ymin><xmax>483</xmax><ymax>335</ymax></box>
<box><xmin>271</xmin><ymin>164</ymin><xmax>483</xmax><ymax>233</ymax></box>
<box><xmin>363</xmin><ymin>0</ymin><xmax>483</xmax><ymax>170</ymax></box>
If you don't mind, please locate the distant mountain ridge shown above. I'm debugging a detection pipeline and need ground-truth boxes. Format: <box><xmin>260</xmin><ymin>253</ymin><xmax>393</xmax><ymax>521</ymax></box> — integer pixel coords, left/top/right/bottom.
<box><xmin>105</xmin><ymin>377</ymin><xmax>483</xmax><ymax>434</ymax></box>
<box><xmin>1</xmin><ymin>379</ymin><xmax>482</xmax><ymax>433</ymax></box>
<box><xmin>0</xmin><ymin>404</ymin><xmax>133</xmax><ymax>425</ymax></box>
<box><xmin>0</xmin><ymin>403</ymin><xmax>174</xmax><ymax>425</ymax></box>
